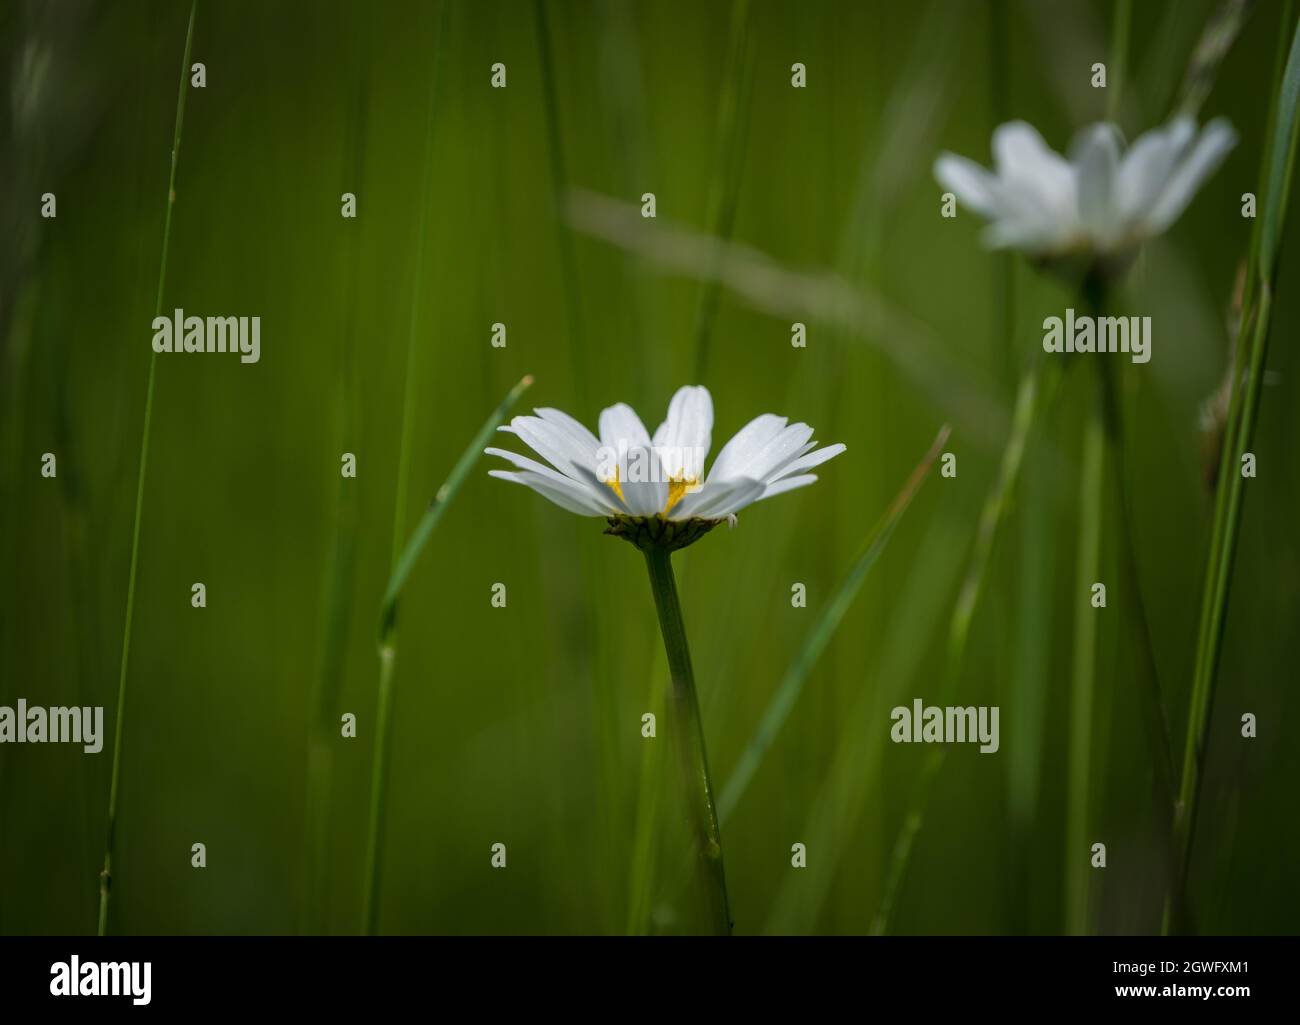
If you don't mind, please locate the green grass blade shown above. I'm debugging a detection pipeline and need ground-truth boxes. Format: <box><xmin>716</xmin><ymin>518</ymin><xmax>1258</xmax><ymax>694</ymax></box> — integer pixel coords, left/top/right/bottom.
<box><xmin>1259</xmin><ymin>19</ymin><xmax>1300</xmax><ymax>280</ymax></box>
<box><xmin>534</xmin><ymin>0</ymin><xmax>588</xmax><ymax>407</ymax></box>
<box><xmin>364</xmin><ymin>374</ymin><xmax>532</xmax><ymax>935</ymax></box>
<box><xmin>692</xmin><ymin>0</ymin><xmax>755</xmax><ymax>381</ymax></box>
<box><xmin>302</xmin><ymin>33</ymin><xmax>372</xmax><ymax>935</ymax></box>
<box><xmin>1174</xmin><ymin>0</ymin><xmax>1259</xmax><ymax>118</ymax></box>
<box><xmin>378</xmin><ymin>374</ymin><xmax>534</xmax><ymax>640</ymax></box>
<box><xmin>1171</xmin><ymin>3</ymin><xmax>1300</xmax><ymax>933</ymax></box>
<box><xmin>717</xmin><ymin>424</ymin><xmax>951</xmax><ymax>823</ymax></box>
<box><xmin>1107</xmin><ymin>0</ymin><xmax>1132</xmax><ymax>122</ymax></box>
<box><xmin>98</xmin><ymin>0</ymin><xmax>198</xmax><ymax>937</ymax></box>
<box><xmin>873</xmin><ymin>358</ymin><xmax>1060</xmax><ymax>934</ymax></box>
<box><xmin>762</xmin><ymin>508</ymin><xmax>968</xmax><ymax>934</ymax></box>
<box><xmin>362</xmin><ymin>1</ymin><xmax>451</xmax><ymax>934</ymax></box>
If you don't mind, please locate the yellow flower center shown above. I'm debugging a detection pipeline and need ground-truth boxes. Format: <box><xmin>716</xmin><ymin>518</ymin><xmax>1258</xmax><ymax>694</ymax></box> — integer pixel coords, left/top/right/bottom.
<box><xmin>603</xmin><ymin>470</ymin><xmax>699</xmax><ymax>516</ymax></box>
<box><xmin>663</xmin><ymin>476</ymin><xmax>697</xmax><ymax>515</ymax></box>
<box><xmin>606</xmin><ymin>468</ymin><xmax>625</xmax><ymax>503</ymax></box>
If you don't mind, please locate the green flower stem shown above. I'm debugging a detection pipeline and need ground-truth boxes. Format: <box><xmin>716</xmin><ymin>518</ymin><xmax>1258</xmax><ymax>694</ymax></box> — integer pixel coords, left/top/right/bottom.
<box><xmin>1065</xmin><ymin>369</ymin><xmax>1105</xmax><ymax>936</ymax></box>
<box><xmin>98</xmin><ymin>0</ymin><xmax>198</xmax><ymax>937</ymax></box>
<box><xmin>1098</xmin><ymin>359</ymin><xmax>1176</xmax><ymax>803</ymax></box>
<box><xmin>642</xmin><ymin>546</ymin><xmax>732</xmax><ymax>935</ymax></box>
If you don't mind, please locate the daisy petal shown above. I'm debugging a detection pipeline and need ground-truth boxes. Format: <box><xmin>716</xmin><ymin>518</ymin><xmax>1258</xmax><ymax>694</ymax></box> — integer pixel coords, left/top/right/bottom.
<box><xmin>1145</xmin><ymin>117</ymin><xmax>1237</xmax><ymax>234</ymax></box>
<box><xmin>598</xmin><ymin>402</ymin><xmax>653</xmax><ymax>451</ymax></box>
<box><xmin>652</xmin><ymin>385</ymin><xmax>713</xmax><ymax>480</ymax></box>
<box><xmin>671</xmin><ymin>476</ymin><xmax>766</xmax><ymax>520</ymax></box>
<box><xmin>485</xmin><ymin>445</ymin><xmax>581</xmax><ymax>485</ymax></box>
<box><xmin>1115</xmin><ymin>116</ymin><xmax>1196</xmax><ymax>224</ymax></box>
<box><xmin>569</xmin><ymin>463</ymin><xmax>630</xmax><ymax>514</ymax></box>
<box><xmin>934</xmin><ymin>154</ymin><xmax>1003</xmax><ymax>217</ymax></box>
<box><xmin>993</xmin><ymin>120</ymin><xmax>1077</xmax><ymax>221</ymax></box>
<box><xmin>769</xmin><ymin>442</ymin><xmax>846</xmax><ymax>481</ymax></box>
<box><xmin>763</xmin><ymin>440</ymin><xmax>818</xmax><ymax>480</ymax></box>
<box><xmin>620</xmin><ymin>446</ymin><xmax>669</xmax><ymax>515</ymax></box>
<box><xmin>747</xmin><ymin>423</ymin><xmax>815</xmax><ymax>482</ymax></box>
<box><xmin>708</xmin><ymin>414</ymin><xmax>788</xmax><ymax>482</ymax></box>
<box><xmin>535</xmin><ymin>407</ymin><xmax>602</xmax><ymax>458</ymax></box>
<box><xmin>1072</xmin><ymin>123</ymin><xmax>1121</xmax><ymax>246</ymax></box>
<box><xmin>758</xmin><ymin>473</ymin><xmax>819</xmax><ymax>501</ymax></box>
<box><xmin>502</xmin><ymin>415</ymin><xmax>590</xmax><ymax>477</ymax></box>
<box><xmin>489</xmin><ymin>469</ymin><xmax>608</xmax><ymax>516</ymax></box>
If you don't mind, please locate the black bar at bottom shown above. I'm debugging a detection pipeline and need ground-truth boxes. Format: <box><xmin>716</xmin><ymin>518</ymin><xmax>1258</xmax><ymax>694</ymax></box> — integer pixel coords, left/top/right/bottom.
<box><xmin>0</xmin><ymin>935</ymin><xmax>1291</xmax><ymax>1012</ymax></box>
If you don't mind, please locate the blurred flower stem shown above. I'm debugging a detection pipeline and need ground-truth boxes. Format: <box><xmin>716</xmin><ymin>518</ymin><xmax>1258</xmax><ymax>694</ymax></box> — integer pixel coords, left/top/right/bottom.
<box><xmin>643</xmin><ymin>546</ymin><xmax>733</xmax><ymax>935</ymax></box>
<box><xmin>98</xmin><ymin>0</ymin><xmax>197</xmax><ymax>938</ymax></box>
<box><xmin>1065</xmin><ymin>358</ymin><xmax>1105</xmax><ymax>936</ymax></box>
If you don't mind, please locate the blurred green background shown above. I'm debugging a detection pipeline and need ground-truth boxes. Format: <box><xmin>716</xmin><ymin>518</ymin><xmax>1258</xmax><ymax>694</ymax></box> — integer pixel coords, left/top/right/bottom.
<box><xmin>1</xmin><ymin>0</ymin><xmax>1297</xmax><ymax>935</ymax></box>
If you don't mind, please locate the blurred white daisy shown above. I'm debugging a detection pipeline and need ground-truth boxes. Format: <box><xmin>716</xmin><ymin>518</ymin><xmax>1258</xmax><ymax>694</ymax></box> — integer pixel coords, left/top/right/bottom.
<box><xmin>935</xmin><ymin>116</ymin><xmax>1236</xmax><ymax>265</ymax></box>
<box><xmin>487</xmin><ymin>384</ymin><xmax>845</xmax><ymax>548</ymax></box>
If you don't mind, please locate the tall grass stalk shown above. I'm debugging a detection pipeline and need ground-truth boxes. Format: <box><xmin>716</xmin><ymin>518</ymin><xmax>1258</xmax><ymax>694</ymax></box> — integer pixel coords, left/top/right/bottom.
<box><xmin>97</xmin><ymin>0</ymin><xmax>197</xmax><ymax>937</ymax></box>
<box><xmin>691</xmin><ymin>0</ymin><xmax>754</xmax><ymax>381</ymax></box>
<box><xmin>873</xmin><ymin>358</ymin><xmax>1061</xmax><ymax>934</ymax></box>
<box><xmin>0</xmin><ymin>285</ymin><xmax>41</xmax><ymax>931</ymax></box>
<box><xmin>535</xmin><ymin>0</ymin><xmax>625</xmax><ymax>926</ymax></box>
<box><xmin>1170</xmin><ymin>7</ymin><xmax>1300</xmax><ymax>932</ymax></box>
<box><xmin>989</xmin><ymin>0</ymin><xmax>1015</xmax><ymax>392</ymax></box>
<box><xmin>362</xmin><ymin>4</ymin><xmax>450</xmax><ymax>933</ymax></box>
<box><xmin>986</xmin><ymin>0</ymin><xmax>1047</xmax><ymax>931</ymax></box>
<box><xmin>624</xmin><ymin>655</ymin><xmax>668</xmax><ymax>933</ymax></box>
<box><xmin>534</xmin><ymin>0</ymin><xmax>588</xmax><ymax>407</ymax></box>
<box><xmin>763</xmin><ymin>510</ymin><xmax>968</xmax><ymax>933</ymax></box>
<box><xmin>1174</xmin><ymin>0</ymin><xmax>1259</xmax><ymax>119</ymax></box>
<box><xmin>363</xmin><ymin>374</ymin><xmax>533</xmax><ymax>933</ymax></box>
<box><xmin>1106</xmin><ymin>0</ymin><xmax>1132</xmax><ymax>123</ymax></box>
<box><xmin>302</xmin><ymin>46</ymin><xmax>371</xmax><ymax>935</ymax></box>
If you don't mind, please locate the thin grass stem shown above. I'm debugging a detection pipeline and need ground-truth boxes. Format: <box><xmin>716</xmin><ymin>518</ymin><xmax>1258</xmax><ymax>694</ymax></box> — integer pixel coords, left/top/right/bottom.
<box><xmin>1106</xmin><ymin>0</ymin><xmax>1132</xmax><ymax>123</ymax></box>
<box><xmin>718</xmin><ymin>425</ymin><xmax>951</xmax><ymax>823</ymax></box>
<box><xmin>302</xmin><ymin>40</ymin><xmax>371</xmax><ymax>935</ymax></box>
<box><xmin>1168</xmin><ymin>5</ymin><xmax>1300</xmax><ymax>934</ymax></box>
<box><xmin>873</xmin><ymin>357</ymin><xmax>1060</xmax><ymax>934</ymax></box>
<box><xmin>534</xmin><ymin>0</ymin><xmax>588</xmax><ymax>406</ymax></box>
<box><xmin>362</xmin><ymin>3</ymin><xmax>450</xmax><ymax>934</ymax></box>
<box><xmin>97</xmin><ymin>0</ymin><xmax>197</xmax><ymax>937</ymax></box>
<box><xmin>691</xmin><ymin>0</ymin><xmax>755</xmax><ymax>381</ymax></box>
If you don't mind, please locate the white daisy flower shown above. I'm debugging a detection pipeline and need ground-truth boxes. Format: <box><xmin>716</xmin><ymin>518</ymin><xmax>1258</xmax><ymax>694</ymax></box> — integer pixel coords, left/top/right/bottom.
<box><xmin>487</xmin><ymin>384</ymin><xmax>846</xmax><ymax>549</ymax></box>
<box><xmin>935</xmin><ymin>116</ymin><xmax>1236</xmax><ymax>267</ymax></box>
